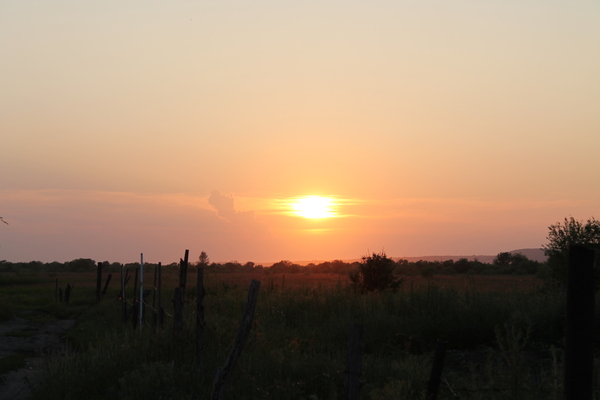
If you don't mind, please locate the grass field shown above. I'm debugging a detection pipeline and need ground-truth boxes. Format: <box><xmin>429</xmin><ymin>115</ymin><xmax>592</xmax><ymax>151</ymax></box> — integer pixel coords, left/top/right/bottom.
<box><xmin>0</xmin><ymin>268</ymin><xmax>596</xmax><ymax>399</ymax></box>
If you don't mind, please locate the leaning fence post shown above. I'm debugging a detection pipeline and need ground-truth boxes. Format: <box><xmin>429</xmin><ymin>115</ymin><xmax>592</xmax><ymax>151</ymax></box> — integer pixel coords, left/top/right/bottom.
<box><xmin>426</xmin><ymin>340</ymin><xmax>448</xmax><ymax>400</ymax></box>
<box><xmin>124</xmin><ymin>268</ymin><xmax>131</xmax><ymax>287</ymax></box>
<box><xmin>102</xmin><ymin>273</ymin><xmax>112</xmax><ymax>296</ymax></box>
<box><xmin>211</xmin><ymin>280</ymin><xmax>261</xmax><ymax>400</ymax></box>
<box><xmin>564</xmin><ymin>244</ymin><xmax>596</xmax><ymax>400</ymax></box>
<box><xmin>342</xmin><ymin>323</ymin><xmax>364</xmax><ymax>400</ymax></box>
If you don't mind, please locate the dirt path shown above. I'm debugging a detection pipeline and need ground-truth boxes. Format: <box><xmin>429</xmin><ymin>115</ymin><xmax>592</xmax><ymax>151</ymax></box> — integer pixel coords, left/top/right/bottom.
<box><xmin>0</xmin><ymin>317</ymin><xmax>76</xmax><ymax>400</ymax></box>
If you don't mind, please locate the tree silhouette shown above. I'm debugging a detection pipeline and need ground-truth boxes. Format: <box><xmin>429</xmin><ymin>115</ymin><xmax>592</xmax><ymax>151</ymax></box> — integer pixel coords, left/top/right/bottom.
<box><xmin>349</xmin><ymin>251</ymin><xmax>402</xmax><ymax>293</ymax></box>
<box><xmin>493</xmin><ymin>252</ymin><xmax>528</xmax><ymax>266</ymax></box>
<box><xmin>543</xmin><ymin>216</ymin><xmax>600</xmax><ymax>285</ymax></box>
<box><xmin>198</xmin><ymin>251</ymin><xmax>210</xmax><ymax>266</ymax></box>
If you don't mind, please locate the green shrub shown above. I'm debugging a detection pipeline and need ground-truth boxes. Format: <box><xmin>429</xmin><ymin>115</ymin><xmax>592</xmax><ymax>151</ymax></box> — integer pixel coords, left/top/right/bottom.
<box><xmin>349</xmin><ymin>252</ymin><xmax>402</xmax><ymax>293</ymax></box>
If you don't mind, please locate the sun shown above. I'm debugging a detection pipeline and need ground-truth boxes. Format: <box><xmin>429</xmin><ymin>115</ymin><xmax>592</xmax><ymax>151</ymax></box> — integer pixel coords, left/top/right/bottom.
<box><xmin>291</xmin><ymin>196</ymin><xmax>336</xmax><ymax>219</ymax></box>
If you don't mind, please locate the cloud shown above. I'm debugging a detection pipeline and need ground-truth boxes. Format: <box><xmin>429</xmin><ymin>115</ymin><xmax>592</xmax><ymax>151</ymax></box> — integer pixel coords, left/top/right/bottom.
<box><xmin>208</xmin><ymin>190</ymin><xmax>259</xmax><ymax>227</ymax></box>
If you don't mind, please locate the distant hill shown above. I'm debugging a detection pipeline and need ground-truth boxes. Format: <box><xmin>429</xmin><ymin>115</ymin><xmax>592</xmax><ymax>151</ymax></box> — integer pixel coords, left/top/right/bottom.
<box><xmin>265</xmin><ymin>248</ymin><xmax>547</xmax><ymax>267</ymax></box>
<box><xmin>506</xmin><ymin>248</ymin><xmax>547</xmax><ymax>262</ymax></box>
<box><xmin>396</xmin><ymin>248</ymin><xmax>547</xmax><ymax>264</ymax></box>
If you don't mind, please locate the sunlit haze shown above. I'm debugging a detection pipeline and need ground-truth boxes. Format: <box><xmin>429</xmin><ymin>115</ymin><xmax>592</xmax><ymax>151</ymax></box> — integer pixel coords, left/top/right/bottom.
<box><xmin>290</xmin><ymin>196</ymin><xmax>337</xmax><ymax>219</ymax></box>
<box><xmin>1</xmin><ymin>1</ymin><xmax>599</xmax><ymax>264</ymax></box>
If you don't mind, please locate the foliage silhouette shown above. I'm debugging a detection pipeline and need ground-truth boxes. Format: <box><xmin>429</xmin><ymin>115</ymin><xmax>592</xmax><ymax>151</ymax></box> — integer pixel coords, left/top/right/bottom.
<box><xmin>349</xmin><ymin>251</ymin><xmax>402</xmax><ymax>293</ymax></box>
<box><xmin>493</xmin><ymin>252</ymin><xmax>528</xmax><ymax>266</ymax></box>
<box><xmin>543</xmin><ymin>216</ymin><xmax>600</xmax><ymax>286</ymax></box>
<box><xmin>198</xmin><ymin>251</ymin><xmax>210</xmax><ymax>266</ymax></box>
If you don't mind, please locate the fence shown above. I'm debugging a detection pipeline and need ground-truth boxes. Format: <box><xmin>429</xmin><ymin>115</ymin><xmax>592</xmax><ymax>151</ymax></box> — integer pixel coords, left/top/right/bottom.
<box><xmin>61</xmin><ymin>245</ymin><xmax>596</xmax><ymax>399</ymax></box>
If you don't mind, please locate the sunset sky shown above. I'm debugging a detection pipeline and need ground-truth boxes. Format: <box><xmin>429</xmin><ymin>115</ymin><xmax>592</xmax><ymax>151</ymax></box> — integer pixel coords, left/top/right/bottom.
<box><xmin>1</xmin><ymin>1</ymin><xmax>599</xmax><ymax>265</ymax></box>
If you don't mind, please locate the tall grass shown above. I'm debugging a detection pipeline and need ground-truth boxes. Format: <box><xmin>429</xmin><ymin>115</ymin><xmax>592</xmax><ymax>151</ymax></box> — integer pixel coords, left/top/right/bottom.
<box><xmin>0</xmin><ymin>273</ymin><xmax>54</xmax><ymax>321</ymax></box>
<box><xmin>26</xmin><ymin>274</ymin><xmax>598</xmax><ymax>399</ymax></box>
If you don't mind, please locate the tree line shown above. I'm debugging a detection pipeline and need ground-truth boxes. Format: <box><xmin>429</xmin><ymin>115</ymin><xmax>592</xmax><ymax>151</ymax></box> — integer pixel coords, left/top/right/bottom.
<box><xmin>0</xmin><ymin>252</ymin><xmax>544</xmax><ymax>277</ymax></box>
<box><xmin>1</xmin><ymin>215</ymin><xmax>598</xmax><ymax>287</ymax></box>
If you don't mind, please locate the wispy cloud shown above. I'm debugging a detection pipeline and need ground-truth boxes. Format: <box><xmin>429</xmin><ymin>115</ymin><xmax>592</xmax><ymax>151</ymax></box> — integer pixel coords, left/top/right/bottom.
<box><xmin>263</xmin><ymin>195</ymin><xmax>363</xmax><ymax>218</ymax></box>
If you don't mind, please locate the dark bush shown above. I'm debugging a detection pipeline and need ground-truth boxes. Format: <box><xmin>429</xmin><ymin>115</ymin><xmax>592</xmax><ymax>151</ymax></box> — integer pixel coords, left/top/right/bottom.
<box><xmin>349</xmin><ymin>251</ymin><xmax>402</xmax><ymax>293</ymax></box>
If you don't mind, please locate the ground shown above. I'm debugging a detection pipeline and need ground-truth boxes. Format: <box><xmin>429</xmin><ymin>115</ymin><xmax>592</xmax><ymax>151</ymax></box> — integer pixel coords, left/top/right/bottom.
<box><xmin>0</xmin><ymin>314</ymin><xmax>75</xmax><ymax>400</ymax></box>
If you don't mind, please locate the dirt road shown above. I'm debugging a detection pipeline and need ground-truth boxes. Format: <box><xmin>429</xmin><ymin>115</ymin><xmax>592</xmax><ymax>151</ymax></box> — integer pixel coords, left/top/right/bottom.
<box><xmin>0</xmin><ymin>316</ymin><xmax>75</xmax><ymax>400</ymax></box>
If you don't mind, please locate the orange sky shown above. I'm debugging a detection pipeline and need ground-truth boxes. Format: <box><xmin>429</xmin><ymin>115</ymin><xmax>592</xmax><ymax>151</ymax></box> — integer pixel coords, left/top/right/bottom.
<box><xmin>1</xmin><ymin>1</ymin><xmax>599</xmax><ymax>264</ymax></box>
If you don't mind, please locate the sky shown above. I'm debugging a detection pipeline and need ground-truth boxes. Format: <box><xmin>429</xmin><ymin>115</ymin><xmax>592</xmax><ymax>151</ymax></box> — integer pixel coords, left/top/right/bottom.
<box><xmin>1</xmin><ymin>0</ymin><xmax>599</xmax><ymax>265</ymax></box>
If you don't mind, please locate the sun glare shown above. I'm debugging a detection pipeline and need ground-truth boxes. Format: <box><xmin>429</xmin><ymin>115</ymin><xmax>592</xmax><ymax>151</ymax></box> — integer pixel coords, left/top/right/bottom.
<box><xmin>291</xmin><ymin>196</ymin><xmax>336</xmax><ymax>219</ymax></box>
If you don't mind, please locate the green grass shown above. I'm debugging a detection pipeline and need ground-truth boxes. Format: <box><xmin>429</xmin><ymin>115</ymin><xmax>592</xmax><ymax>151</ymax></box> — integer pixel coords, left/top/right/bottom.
<box><xmin>29</xmin><ymin>278</ymin><xmax>583</xmax><ymax>400</ymax></box>
<box><xmin>0</xmin><ymin>273</ymin><xmax>48</xmax><ymax>321</ymax></box>
<box><xmin>0</xmin><ymin>273</ymin><xmax>42</xmax><ymax>287</ymax></box>
<box><xmin>0</xmin><ymin>271</ymin><xmax>591</xmax><ymax>399</ymax></box>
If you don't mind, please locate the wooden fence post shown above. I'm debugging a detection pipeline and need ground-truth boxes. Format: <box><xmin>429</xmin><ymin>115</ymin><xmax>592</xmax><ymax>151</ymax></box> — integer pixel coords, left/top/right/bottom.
<box><xmin>158</xmin><ymin>262</ymin><xmax>164</xmax><ymax>328</ymax></box>
<box><xmin>342</xmin><ymin>323</ymin><xmax>364</xmax><ymax>400</ymax></box>
<box><xmin>152</xmin><ymin>264</ymin><xmax>158</xmax><ymax>330</ymax></box>
<box><xmin>64</xmin><ymin>284</ymin><xmax>73</xmax><ymax>305</ymax></box>
<box><xmin>196</xmin><ymin>267</ymin><xmax>205</xmax><ymax>370</ymax></box>
<box><xmin>96</xmin><ymin>262</ymin><xmax>103</xmax><ymax>303</ymax></box>
<box><xmin>211</xmin><ymin>280</ymin><xmax>261</xmax><ymax>400</ymax></box>
<box><xmin>139</xmin><ymin>253</ymin><xmax>144</xmax><ymax>329</ymax></box>
<box><xmin>132</xmin><ymin>267</ymin><xmax>139</xmax><ymax>329</ymax></box>
<box><xmin>55</xmin><ymin>278</ymin><xmax>58</xmax><ymax>304</ymax></box>
<box><xmin>173</xmin><ymin>251</ymin><xmax>189</xmax><ymax>338</ymax></box>
<box><xmin>565</xmin><ymin>244</ymin><xmax>596</xmax><ymax>400</ymax></box>
<box><xmin>180</xmin><ymin>249</ymin><xmax>189</xmax><ymax>289</ymax></box>
<box><xmin>426</xmin><ymin>340</ymin><xmax>448</xmax><ymax>400</ymax></box>
<box><xmin>121</xmin><ymin>265</ymin><xmax>128</xmax><ymax>323</ymax></box>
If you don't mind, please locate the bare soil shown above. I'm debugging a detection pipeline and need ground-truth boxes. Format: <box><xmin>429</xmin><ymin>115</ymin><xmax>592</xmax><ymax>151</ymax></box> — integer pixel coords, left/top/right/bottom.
<box><xmin>0</xmin><ymin>315</ymin><xmax>75</xmax><ymax>400</ymax></box>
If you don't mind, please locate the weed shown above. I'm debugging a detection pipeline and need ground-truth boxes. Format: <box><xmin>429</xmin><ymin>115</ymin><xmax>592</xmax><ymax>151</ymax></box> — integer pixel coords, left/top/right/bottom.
<box><xmin>494</xmin><ymin>316</ymin><xmax>532</xmax><ymax>399</ymax></box>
